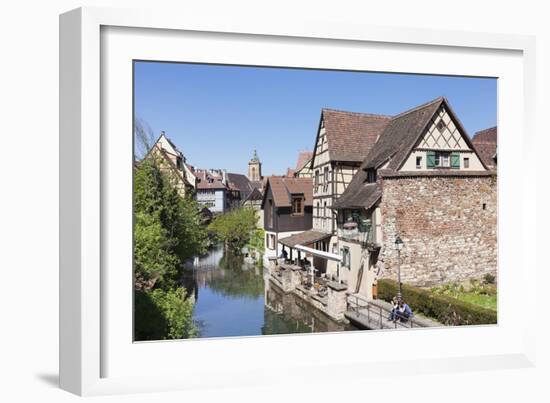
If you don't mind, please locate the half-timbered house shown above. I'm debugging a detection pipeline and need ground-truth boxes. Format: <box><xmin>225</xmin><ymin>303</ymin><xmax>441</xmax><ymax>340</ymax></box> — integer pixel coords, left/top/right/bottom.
<box><xmin>332</xmin><ymin>97</ymin><xmax>497</xmax><ymax>297</ymax></box>
<box><xmin>145</xmin><ymin>132</ymin><xmax>197</xmax><ymax>197</ymax></box>
<box><xmin>294</xmin><ymin>151</ymin><xmax>313</xmax><ymax>178</ymax></box>
<box><xmin>308</xmin><ymin>109</ymin><xmax>392</xmax><ymax>273</ymax></box>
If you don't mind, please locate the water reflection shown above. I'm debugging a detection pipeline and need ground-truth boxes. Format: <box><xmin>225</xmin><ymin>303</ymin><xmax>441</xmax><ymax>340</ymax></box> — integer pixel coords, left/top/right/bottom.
<box><xmin>182</xmin><ymin>245</ymin><xmax>357</xmax><ymax>338</ymax></box>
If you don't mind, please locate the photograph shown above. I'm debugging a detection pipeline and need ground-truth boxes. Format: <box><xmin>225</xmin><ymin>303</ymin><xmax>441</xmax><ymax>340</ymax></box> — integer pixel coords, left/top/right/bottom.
<box><xmin>132</xmin><ymin>61</ymin><xmax>498</xmax><ymax>341</ymax></box>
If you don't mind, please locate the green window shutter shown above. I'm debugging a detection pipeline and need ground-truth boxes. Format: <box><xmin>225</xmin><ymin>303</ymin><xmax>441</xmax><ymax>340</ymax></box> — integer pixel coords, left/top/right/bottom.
<box><xmin>426</xmin><ymin>151</ymin><xmax>436</xmax><ymax>168</ymax></box>
<box><xmin>451</xmin><ymin>152</ymin><xmax>460</xmax><ymax>168</ymax></box>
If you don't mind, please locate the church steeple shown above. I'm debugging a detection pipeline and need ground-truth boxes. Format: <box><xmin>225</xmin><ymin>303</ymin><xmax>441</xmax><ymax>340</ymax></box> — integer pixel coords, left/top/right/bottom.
<box><xmin>248</xmin><ymin>149</ymin><xmax>262</xmax><ymax>182</ymax></box>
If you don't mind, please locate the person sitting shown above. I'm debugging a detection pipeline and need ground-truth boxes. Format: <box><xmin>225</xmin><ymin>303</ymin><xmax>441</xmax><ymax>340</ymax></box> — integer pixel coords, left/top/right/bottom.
<box><xmin>396</xmin><ymin>300</ymin><xmax>413</xmax><ymax>322</ymax></box>
<box><xmin>388</xmin><ymin>297</ymin><xmax>399</xmax><ymax>321</ymax></box>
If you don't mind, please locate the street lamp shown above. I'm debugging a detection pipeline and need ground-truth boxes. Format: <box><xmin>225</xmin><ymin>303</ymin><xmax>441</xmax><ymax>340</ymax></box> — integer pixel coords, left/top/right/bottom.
<box><xmin>394</xmin><ymin>236</ymin><xmax>404</xmax><ymax>300</ymax></box>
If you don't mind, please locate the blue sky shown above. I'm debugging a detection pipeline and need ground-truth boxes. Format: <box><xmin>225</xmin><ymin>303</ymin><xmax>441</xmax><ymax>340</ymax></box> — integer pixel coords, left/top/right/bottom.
<box><xmin>134</xmin><ymin>61</ymin><xmax>496</xmax><ymax>176</ymax></box>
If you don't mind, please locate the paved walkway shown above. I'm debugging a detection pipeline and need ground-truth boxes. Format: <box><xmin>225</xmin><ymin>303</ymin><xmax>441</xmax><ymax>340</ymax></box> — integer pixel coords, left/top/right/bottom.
<box><xmin>345</xmin><ymin>295</ymin><xmax>443</xmax><ymax>330</ymax></box>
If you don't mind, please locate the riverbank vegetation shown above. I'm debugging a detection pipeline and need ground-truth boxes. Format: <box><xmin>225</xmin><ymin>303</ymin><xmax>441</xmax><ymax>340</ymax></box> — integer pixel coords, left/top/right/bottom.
<box><xmin>377</xmin><ymin>278</ymin><xmax>497</xmax><ymax>326</ymax></box>
<box><xmin>246</xmin><ymin>227</ymin><xmax>265</xmax><ymax>265</ymax></box>
<box><xmin>429</xmin><ymin>276</ymin><xmax>497</xmax><ymax>311</ymax></box>
<box><xmin>134</xmin><ymin>157</ymin><xmax>207</xmax><ymax>340</ymax></box>
<box><xmin>208</xmin><ymin>207</ymin><xmax>259</xmax><ymax>254</ymax></box>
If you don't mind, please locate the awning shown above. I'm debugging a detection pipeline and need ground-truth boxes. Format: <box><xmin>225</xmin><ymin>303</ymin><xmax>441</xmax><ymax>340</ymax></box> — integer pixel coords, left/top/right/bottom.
<box><xmin>294</xmin><ymin>244</ymin><xmax>342</xmax><ymax>262</ymax></box>
<box><xmin>278</xmin><ymin>230</ymin><xmax>331</xmax><ymax>248</ymax></box>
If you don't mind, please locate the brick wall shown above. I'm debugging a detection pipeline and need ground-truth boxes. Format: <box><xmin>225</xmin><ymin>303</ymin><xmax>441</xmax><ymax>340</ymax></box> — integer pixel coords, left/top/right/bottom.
<box><xmin>377</xmin><ymin>175</ymin><xmax>497</xmax><ymax>287</ymax></box>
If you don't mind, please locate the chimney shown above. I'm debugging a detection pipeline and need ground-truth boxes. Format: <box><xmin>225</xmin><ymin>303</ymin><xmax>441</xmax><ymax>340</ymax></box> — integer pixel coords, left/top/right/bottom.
<box><xmin>222</xmin><ymin>169</ymin><xmax>227</xmax><ymax>185</ymax></box>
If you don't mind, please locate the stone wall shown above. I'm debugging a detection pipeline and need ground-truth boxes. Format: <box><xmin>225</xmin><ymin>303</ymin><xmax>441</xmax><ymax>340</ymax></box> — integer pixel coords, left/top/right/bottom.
<box><xmin>378</xmin><ymin>175</ymin><xmax>497</xmax><ymax>287</ymax></box>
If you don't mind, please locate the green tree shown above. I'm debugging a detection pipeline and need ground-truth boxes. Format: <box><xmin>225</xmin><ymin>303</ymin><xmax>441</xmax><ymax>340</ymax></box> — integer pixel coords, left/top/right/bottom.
<box><xmin>208</xmin><ymin>207</ymin><xmax>258</xmax><ymax>254</ymax></box>
<box><xmin>134</xmin><ymin>287</ymin><xmax>198</xmax><ymax>340</ymax></box>
<box><xmin>134</xmin><ymin>157</ymin><xmax>179</xmax><ymax>289</ymax></box>
<box><xmin>133</xmin><ymin>156</ymin><xmax>207</xmax><ymax>339</ymax></box>
<box><xmin>134</xmin><ymin>157</ymin><xmax>207</xmax><ymax>288</ymax></box>
<box><xmin>134</xmin><ymin>211</ymin><xmax>179</xmax><ymax>289</ymax></box>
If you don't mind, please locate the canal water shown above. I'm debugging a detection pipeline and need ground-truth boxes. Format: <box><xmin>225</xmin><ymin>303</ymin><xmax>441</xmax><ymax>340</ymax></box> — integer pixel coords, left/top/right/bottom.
<box><xmin>181</xmin><ymin>245</ymin><xmax>358</xmax><ymax>338</ymax></box>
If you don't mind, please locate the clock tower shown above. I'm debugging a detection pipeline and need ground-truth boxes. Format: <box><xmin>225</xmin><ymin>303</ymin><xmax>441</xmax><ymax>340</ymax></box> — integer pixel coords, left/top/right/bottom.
<box><xmin>248</xmin><ymin>149</ymin><xmax>262</xmax><ymax>182</ymax></box>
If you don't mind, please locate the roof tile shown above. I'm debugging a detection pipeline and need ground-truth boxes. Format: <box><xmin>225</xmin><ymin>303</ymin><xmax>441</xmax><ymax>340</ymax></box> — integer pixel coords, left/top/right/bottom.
<box><xmin>321</xmin><ymin>109</ymin><xmax>392</xmax><ymax>163</ymax></box>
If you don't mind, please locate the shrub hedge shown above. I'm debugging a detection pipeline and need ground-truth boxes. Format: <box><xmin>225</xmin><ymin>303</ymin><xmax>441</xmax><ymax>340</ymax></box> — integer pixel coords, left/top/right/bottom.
<box><xmin>377</xmin><ymin>279</ymin><xmax>497</xmax><ymax>326</ymax></box>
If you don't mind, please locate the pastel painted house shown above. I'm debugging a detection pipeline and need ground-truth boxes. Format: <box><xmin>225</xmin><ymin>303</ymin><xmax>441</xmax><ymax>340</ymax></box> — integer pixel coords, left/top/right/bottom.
<box><xmin>194</xmin><ymin>169</ymin><xmax>229</xmax><ymax>213</ymax></box>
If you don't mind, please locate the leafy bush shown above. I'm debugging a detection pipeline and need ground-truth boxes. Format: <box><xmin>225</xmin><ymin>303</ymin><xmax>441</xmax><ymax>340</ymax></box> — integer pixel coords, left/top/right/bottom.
<box><xmin>378</xmin><ymin>279</ymin><xmax>497</xmax><ymax>326</ymax></box>
<box><xmin>483</xmin><ymin>273</ymin><xmax>496</xmax><ymax>285</ymax></box>
<box><xmin>208</xmin><ymin>207</ymin><xmax>258</xmax><ymax>253</ymax></box>
<box><xmin>133</xmin><ymin>156</ymin><xmax>208</xmax><ymax>340</ymax></box>
<box><xmin>247</xmin><ymin>227</ymin><xmax>265</xmax><ymax>265</ymax></box>
<box><xmin>134</xmin><ymin>211</ymin><xmax>179</xmax><ymax>289</ymax></box>
<box><xmin>134</xmin><ymin>157</ymin><xmax>207</xmax><ymax>289</ymax></box>
<box><xmin>134</xmin><ymin>287</ymin><xmax>198</xmax><ymax>340</ymax></box>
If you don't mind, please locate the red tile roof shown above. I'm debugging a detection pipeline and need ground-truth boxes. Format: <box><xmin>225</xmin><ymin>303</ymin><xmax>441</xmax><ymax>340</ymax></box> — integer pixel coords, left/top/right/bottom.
<box><xmin>334</xmin><ymin>97</ymin><xmax>493</xmax><ymax>210</ymax></box>
<box><xmin>472</xmin><ymin>126</ymin><xmax>497</xmax><ymax>168</ymax></box>
<box><xmin>321</xmin><ymin>109</ymin><xmax>392</xmax><ymax>163</ymax></box>
<box><xmin>295</xmin><ymin>151</ymin><xmax>313</xmax><ymax>170</ymax></box>
<box><xmin>226</xmin><ymin>173</ymin><xmax>253</xmax><ymax>193</ymax></box>
<box><xmin>195</xmin><ymin>170</ymin><xmax>227</xmax><ymax>190</ymax></box>
<box><xmin>263</xmin><ymin>176</ymin><xmax>313</xmax><ymax>208</ymax></box>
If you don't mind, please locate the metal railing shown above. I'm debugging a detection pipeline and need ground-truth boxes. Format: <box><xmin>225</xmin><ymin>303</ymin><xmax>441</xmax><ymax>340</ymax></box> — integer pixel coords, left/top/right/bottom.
<box><xmin>347</xmin><ymin>294</ymin><xmax>423</xmax><ymax>329</ymax></box>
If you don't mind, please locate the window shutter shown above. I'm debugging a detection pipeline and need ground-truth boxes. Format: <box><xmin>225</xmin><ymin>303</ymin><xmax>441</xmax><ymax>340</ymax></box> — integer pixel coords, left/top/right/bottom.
<box><xmin>451</xmin><ymin>153</ymin><xmax>460</xmax><ymax>168</ymax></box>
<box><xmin>427</xmin><ymin>151</ymin><xmax>436</xmax><ymax>168</ymax></box>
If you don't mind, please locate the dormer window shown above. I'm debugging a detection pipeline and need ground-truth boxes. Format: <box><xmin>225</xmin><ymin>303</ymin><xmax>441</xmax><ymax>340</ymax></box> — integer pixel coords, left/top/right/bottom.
<box><xmin>366</xmin><ymin>169</ymin><xmax>377</xmax><ymax>183</ymax></box>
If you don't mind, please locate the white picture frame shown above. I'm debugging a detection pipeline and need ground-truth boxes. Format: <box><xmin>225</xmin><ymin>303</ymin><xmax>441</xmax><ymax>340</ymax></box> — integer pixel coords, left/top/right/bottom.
<box><xmin>59</xmin><ymin>6</ymin><xmax>537</xmax><ymax>396</ymax></box>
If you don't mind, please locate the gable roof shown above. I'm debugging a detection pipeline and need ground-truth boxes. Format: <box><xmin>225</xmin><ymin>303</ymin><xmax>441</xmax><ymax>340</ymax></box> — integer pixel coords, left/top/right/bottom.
<box><xmin>144</xmin><ymin>133</ymin><xmax>198</xmax><ymax>185</ymax></box>
<box><xmin>155</xmin><ymin>148</ymin><xmax>191</xmax><ymax>186</ymax></box>
<box><xmin>472</xmin><ymin>126</ymin><xmax>497</xmax><ymax>167</ymax></box>
<box><xmin>296</xmin><ymin>151</ymin><xmax>313</xmax><ymax>171</ymax></box>
<box><xmin>242</xmin><ymin>187</ymin><xmax>263</xmax><ymax>203</ymax></box>
<box><xmin>163</xmin><ymin>135</ymin><xmax>182</xmax><ymax>156</ymax></box>
<box><xmin>334</xmin><ymin>97</ymin><xmax>491</xmax><ymax>210</ymax></box>
<box><xmin>311</xmin><ymin>109</ymin><xmax>392</xmax><ymax>166</ymax></box>
<box><xmin>364</xmin><ymin>97</ymin><xmax>487</xmax><ymax>171</ymax></box>
<box><xmin>226</xmin><ymin>173</ymin><xmax>253</xmax><ymax>193</ymax></box>
<box><xmin>261</xmin><ymin>176</ymin><xmax>313</xmax><ymax>209</ymax></box>
<box><xmin>364</xmin><ymin>97</ymin><xmax>444</xmax><ymax>170</ymax></box>
<box><xmin>250</xmin><ymin>179</ymin><xmax>265</xmax><ymax>192</ymax></box>
<box><xmin>195</xmin><ymin>170</ymin><xmax>227</xmax><ymax>190</ymax></box>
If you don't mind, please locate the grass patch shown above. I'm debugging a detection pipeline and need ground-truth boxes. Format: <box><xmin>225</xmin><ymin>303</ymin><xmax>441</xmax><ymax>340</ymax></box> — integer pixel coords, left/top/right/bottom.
<box><xmin>430</xmin><ymin>279</ymin><xmax>497</xmax><ymax>311</ymax></box>
<box><xmin>377</xmin><ymin>279</ymin><xmax>497</xmax><ymax>326</ymax></box>
<box><xmin>455</xmin><ymin>293</ymin><xmax>496</xmax><ymax>311</ymax></box>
